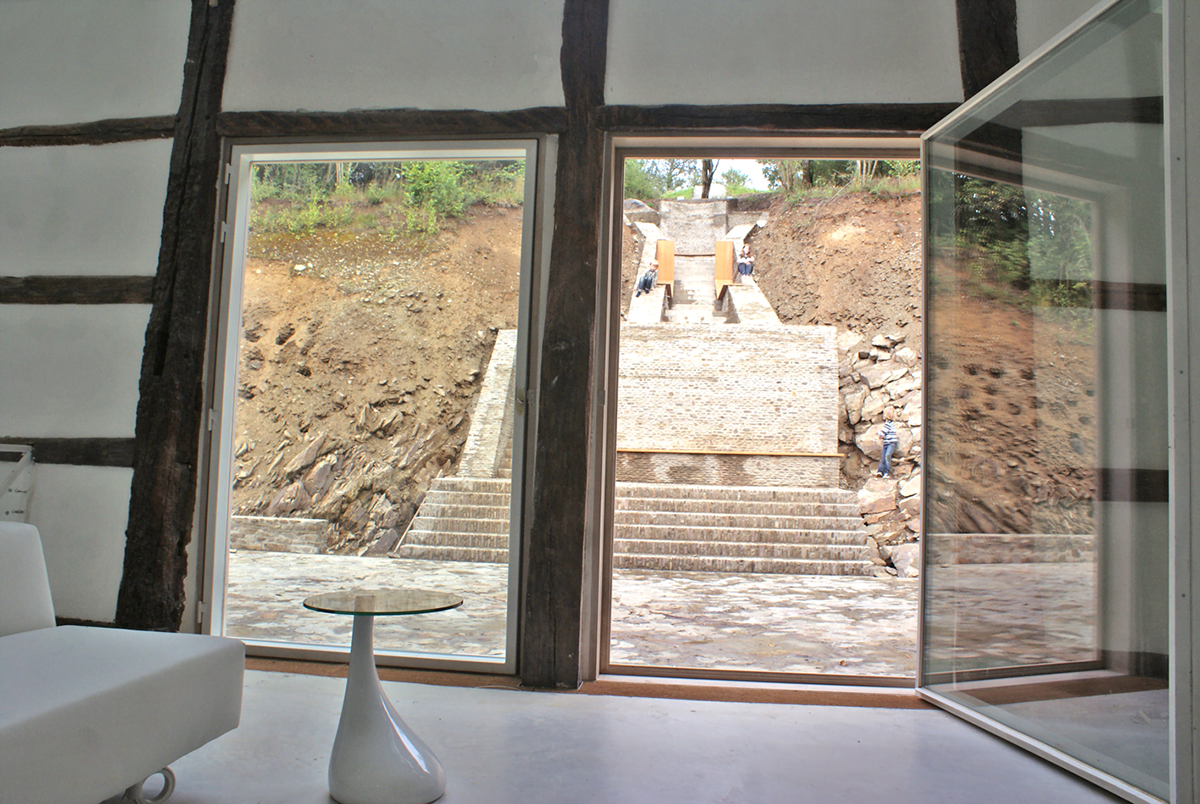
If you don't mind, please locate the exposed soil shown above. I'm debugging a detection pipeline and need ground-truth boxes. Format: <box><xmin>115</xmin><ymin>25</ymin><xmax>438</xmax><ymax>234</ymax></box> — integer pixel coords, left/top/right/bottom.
<box><xmin>231</xmin><ymin>205</ymin><xmax>522</xmax><ymax>554</ymax></box>
<box><xmin>233</xmin><ymin>187</ymin><xmax>1094</xmax><ymax>553</ymax></box>
<box><xmin>751</xmin><ymin>192</ymin><xmax>923</xmax><ymax>336</ymax></box>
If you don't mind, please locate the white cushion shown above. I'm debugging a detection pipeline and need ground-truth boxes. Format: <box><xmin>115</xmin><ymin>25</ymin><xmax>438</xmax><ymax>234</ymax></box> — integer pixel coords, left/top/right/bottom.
<box><xmin>0</xmin><ymin>626</ymin><xmax>244</xmax><ymax>804</ymax></box>
<box><xmin>0</xmin><ymin>522</ymin><xmax>56</xmax><ymax>636</ymax></box>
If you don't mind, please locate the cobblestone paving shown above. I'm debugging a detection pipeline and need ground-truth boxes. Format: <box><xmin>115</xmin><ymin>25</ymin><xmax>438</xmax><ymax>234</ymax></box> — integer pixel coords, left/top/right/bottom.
<box><xmin>225</xmin><ymin>552</ymin><xmax>1097</xmax><ymax>680</ymax></box>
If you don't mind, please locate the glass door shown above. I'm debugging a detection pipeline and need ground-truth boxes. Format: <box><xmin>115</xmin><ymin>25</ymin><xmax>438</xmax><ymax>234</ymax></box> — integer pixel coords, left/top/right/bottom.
<box><xmin>204</xmin><ymin>141</ymin><xmax>540</xmax><ymax>673</ymax></box>
<box><xmin>919</xmin><ymin>1</ymin><xmax>1169</xmax><ymax>801</ymax></box>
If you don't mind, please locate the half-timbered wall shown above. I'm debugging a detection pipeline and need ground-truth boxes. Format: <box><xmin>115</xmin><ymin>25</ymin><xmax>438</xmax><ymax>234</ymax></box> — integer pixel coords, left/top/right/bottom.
<box><xmin>0</xmin><ymin>0</ymin><xmax>1133</xmax><ymax>677</ymax></box>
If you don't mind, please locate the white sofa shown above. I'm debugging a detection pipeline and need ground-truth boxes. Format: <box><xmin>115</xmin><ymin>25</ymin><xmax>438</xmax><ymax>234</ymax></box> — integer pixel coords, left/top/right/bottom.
<box><xmin>0</xmin><ymin>522</ymin><xmax>244</xmax><ymax>804</ymax></box>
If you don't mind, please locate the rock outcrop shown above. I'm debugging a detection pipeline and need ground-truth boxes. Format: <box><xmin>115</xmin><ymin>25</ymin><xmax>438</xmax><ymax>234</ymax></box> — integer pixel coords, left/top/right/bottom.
<box><xmin>835</xmin><ymin>329</ymin><xmax>923</xmax><ymax>578</ymax></box>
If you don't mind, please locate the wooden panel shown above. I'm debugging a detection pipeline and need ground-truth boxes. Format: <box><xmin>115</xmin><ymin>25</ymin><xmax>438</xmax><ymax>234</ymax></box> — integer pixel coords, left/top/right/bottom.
<box><xmin>714</xmin><ymin>241</ymin><xmax>734</xmax><ymax>287</ymax></box>
<box><xmin>115</xmin><ymin>0</ymin><xmax>236</xmax><ymax>632</ymax></box>
<box><xmin>655</xmin><ymin>240</ymin><xmax>675</xmax><ymax>284</ymax></box>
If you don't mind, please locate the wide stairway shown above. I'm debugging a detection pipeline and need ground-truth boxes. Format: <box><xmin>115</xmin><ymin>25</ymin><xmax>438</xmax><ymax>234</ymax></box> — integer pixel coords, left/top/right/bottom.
<box><xmin>395</xmin><ymin>477</ymin><xmax>870</xmax><ymax>575</ymax></box>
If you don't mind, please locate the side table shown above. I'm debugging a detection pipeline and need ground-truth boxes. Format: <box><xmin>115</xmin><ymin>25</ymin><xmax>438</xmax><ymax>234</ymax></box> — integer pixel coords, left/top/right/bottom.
<box><xmin>303</xmin><ymin>588</ymin><xmax>463</xmax><ymax>804</ymax></box>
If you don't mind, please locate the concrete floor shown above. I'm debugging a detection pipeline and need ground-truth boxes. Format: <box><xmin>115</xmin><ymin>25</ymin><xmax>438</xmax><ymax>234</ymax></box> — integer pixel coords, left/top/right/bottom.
<box><xmin>137</xmin><ymin>669</ymin><xmax>1126</xmax><ymax>804</ymax></box>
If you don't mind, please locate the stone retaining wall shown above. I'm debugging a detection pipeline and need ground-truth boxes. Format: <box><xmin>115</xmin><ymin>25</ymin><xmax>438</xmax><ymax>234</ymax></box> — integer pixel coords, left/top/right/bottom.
<box><xmin>926</xmin><ymin>533</ymin><xmax>1096</xmax><ymax>565</ymax></box>
<box><xmin>230</xmin><ymin>515</ymin><xmax>335</xmax><ymax>554</ymax></box>
<box><xmin>616</xmin><ymin>452</ymin><xmax>839</xmax><ymax>487</ymax></box>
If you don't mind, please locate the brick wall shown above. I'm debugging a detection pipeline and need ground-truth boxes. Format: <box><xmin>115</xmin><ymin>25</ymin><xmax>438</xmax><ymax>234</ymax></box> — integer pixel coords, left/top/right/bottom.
<box><xmin>617</xmin><ymin>323</ymin><xmax>839</xmax><ymax>457</ymax></box>
<box><xmin>616</xmin><ymin>452</ymin><xmax>839</xmax><ymax>487</ymax></box>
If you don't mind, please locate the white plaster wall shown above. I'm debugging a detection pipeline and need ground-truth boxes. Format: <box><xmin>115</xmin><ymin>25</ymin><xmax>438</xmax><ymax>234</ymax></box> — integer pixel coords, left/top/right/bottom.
<box><xmin>223</xmin><ymin>0</ymin><xmax>564</xmax><ymax>113</ymax></box>
<box><xmin>606</xmin><ymin>0</ymin><xmax>963</xmax><ymax>106</ymax></box>
<box><xmin>0</xmin><ymin>141</ymin><xmax>172</xmax><ymax>276</ymax></box>
<box><xmin>1021</xmin><ymin>7</ymin><xmax>1162</xmax><ymax>102</ymax></box>
<box><xmin>1017</xmin><ymin>0</ymin><xmax>1107</xmax><ymax>58</ymax></box>
<box><xmin>26</xmin><ymin>464</ymin><xmax>132</xmax><ymax>622</ymax></box>
<box><xmin>0</xmin><ymin>305</ymin><xmax>148</xmax><ymax>439</ymax></box>
<box><xmin>0</xmin><ymin>0</ymin><xmax>190</xmax><ymax>129</ymax></box>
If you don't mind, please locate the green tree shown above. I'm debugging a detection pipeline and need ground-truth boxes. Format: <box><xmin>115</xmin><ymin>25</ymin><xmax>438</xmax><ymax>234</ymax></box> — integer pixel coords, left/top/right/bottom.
<box><xmin>721</xmin><ymin>167</ymin><xmax>750</xmax><ymax>194</ymax></box>
<box><xmin>624</xmin><ymin>159</ymin><xmax>662</xmax><ymax>201</ymax></box>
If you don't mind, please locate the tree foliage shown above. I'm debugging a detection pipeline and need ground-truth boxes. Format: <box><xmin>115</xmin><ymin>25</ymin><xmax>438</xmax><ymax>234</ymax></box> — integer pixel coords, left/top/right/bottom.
<box><xmin>931</xmin><ymin>171</ymin><xmax>1095</xmax><ymax>308</ymax></box>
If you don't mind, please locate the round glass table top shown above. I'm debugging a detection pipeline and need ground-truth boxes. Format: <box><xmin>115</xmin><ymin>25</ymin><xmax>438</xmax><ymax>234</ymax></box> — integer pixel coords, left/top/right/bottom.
<box><xmin>302</xmin><ymin>588</ymin><xmax>463</xmax><ymax>616</ymax></box>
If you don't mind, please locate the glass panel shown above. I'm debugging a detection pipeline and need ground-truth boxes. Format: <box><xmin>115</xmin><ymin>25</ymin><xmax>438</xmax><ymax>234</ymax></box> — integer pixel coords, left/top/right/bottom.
<box><xmin>921</xmin><ymin>0</ymin><xmax>1168</xmax><ymax>798</ymax></box>
<box><xmin>215</xmin><ymin>147</ymin><xmax>532</xmax><ymax>669</ymax></box>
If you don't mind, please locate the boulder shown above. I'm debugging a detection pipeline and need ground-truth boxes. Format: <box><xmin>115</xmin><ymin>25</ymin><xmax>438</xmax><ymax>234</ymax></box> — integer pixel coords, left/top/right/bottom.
<box><xmin>858</xmin><ymin>479</ymin><xmax>898</xmax><ymax>515</ymax></box>
<box><xmin>891</xmin><ymin>543</ymin><xmax>920</xmax><ymax>577</ymax></box>
<box><xmin>859</xmin><ymin>362</ymin><xmax>910</xmax><ymax>390</ymax></box>
<box><xmin>844</xmin><ymin>384</ymin><xmax>868</xmax><ymax>425</ymax></box>
<box><xmin>899</xmin><ymin>474</ymin><xmax>922</xmax><ymax>498</ymax></box>
<box><xmin>836</xmin><ymin>329</ymin><xmax>864</xmax><ymax>354</ymax></box>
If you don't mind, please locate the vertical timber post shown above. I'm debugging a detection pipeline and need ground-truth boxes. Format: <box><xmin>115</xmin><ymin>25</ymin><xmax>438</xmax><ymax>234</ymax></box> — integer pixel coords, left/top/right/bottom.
<box><xmin>520</xmin><ymin>0</ymin><xmax>609</xmax><ymax>687</ymax></box>
<box><xmin>116</xmin><ymin>0</ymin><xmax>236</xmax><ymax>630</ymax></box>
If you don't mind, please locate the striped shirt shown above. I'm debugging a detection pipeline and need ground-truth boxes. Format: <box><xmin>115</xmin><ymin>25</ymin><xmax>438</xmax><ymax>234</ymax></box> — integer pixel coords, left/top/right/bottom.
<box><xmin>880</xmin><ymin>421</ymin><xmax>899</xmax><ymax>445</ymax></box>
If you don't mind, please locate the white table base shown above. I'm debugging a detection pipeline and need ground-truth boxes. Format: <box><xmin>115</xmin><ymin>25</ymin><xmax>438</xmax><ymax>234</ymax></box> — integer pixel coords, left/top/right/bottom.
<box><xmin>328</xmin><ymin>615</ymin><xmax>446</xmax><ymax>804</ymax></box>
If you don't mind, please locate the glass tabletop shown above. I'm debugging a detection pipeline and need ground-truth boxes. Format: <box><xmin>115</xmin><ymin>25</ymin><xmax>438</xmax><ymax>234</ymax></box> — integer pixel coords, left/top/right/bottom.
<box><xmin>302</xmin><ymin>588</ymin><xmax>463</xmax><ymax>616</ymax></box>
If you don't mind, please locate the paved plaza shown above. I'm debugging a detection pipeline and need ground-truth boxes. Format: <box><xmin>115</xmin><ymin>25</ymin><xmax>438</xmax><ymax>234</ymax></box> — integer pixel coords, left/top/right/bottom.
<box><xmin>225</xmin><ymin>551</ymin><xmax>920</xmax><ymax>677</ymax></box>
<box><xmin>225</xmin><ymin>551</ymin><xmax>1097</xmax><ymax>681</ymax></box>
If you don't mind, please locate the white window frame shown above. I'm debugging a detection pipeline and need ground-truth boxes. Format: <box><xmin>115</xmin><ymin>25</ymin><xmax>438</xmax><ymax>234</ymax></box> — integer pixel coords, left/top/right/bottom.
<box><xmin>199</xmin><ymin>139</ymin><xmax>546</xmax><ymax>674</ymax></box>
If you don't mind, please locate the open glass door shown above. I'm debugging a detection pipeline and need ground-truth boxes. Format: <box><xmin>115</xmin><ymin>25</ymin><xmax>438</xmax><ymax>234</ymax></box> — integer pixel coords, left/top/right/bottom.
<box><xmin>203</xmin><ymin>140</ymin><xmax>540</xmax><ymax>673</ymax></box>
<box><xmin>919</xmin><ymin>1</ymin><xmax>1169</xmax><ymax>801</ymax></box>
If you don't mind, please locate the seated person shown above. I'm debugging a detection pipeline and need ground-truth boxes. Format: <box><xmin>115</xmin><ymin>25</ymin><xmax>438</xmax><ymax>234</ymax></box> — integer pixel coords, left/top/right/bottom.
<box><xmin>634</xmin><ymin>260</ymin><xmax>659</xmax><ymax>297</ymax></box>
<box><xmin>736</xmin><ymin>244</ymin><xmax>755</xmax><ymax>282</ymax></box>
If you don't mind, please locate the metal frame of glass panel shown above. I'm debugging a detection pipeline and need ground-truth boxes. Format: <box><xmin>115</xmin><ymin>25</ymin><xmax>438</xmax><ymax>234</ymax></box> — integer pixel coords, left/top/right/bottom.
<box><xmin>198</xmin><ymin>139</ymin><xmax>548</xmax><ymax>674</ymax></box>
<box><xmin>918</xmin><ymin>1</ymin><xmax>1173</xmax><ymax>801</ymax></box>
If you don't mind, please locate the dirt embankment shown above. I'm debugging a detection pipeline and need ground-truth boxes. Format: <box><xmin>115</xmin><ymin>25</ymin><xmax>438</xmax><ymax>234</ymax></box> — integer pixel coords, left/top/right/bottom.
<box><xmin>751</xmin><ymin>192</ymin><xmax>922</xmax><ymax>335</ymax></box>
<box><xmin>231</xmin><ymin>206</ymin><xmax>522</xmax><ymax>554</ymax></box>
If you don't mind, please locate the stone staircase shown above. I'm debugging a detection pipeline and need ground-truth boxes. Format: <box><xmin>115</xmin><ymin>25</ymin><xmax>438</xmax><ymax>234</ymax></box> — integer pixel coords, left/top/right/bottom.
<box><xmin>395</xmin><ymin>478</ymin><xmax>871</xmax><ymax>575</ymax></box>
<box><xmin>662</xmin><ymin>255</ymin><xmax>729</xmax><ymax>324</ymax></box>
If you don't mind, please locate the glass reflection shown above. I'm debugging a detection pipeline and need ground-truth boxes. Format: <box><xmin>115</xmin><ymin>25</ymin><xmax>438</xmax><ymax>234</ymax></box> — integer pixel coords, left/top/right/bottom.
<box><xmin>920</xmin><ymin>0</ymin><xmax>1168</xmax><ymax>798</ymax></box>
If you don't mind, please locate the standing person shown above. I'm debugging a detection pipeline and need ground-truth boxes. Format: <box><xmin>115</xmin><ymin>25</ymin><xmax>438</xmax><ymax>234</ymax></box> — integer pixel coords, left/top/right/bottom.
<box><xmin>736</xmin><ymin>243</ymin><xmax>755</xmax><ymax>283</ymax></box>
<box><xmin>877</xmin><ymin>410</ymin><xmax>899</xmax><ymax>479</ymax></box>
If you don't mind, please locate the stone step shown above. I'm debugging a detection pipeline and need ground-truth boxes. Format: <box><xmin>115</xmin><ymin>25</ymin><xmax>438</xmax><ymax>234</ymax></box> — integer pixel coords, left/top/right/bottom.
<box><xmin>614</xmin><ymin>538</ymin><xmax>868</xmax><ymax>562</ymax></box>
<box><xmin>395</xmin><ymin>545</ymin><xmax>509</xmax><ymax>563</ymax></box>
<box><xmin>400</xmin><ymin>475</ymin><xmax>871</xmax><ymax>575</ymax></box>
<box><xmin>614</xmin><ymin>524</ymin><xmax>864</xmax><ymax>545</ymax></box>
<box><xmin>614</xmin><ymin>555</ymin><xmax>875</xmax><ymax>576</ymax></box>
<box><xmin>404</xmin><ymin>525</ymin><xmax>862</xmax><ymax>551</ymax></box>
<box><xmin>422</xmin><ymin>490</ymin><xmax>511</xmax><ymax>508</ymax></box>
<box><xmin>617</xmin><ymin>482</ymin><xmax>855</xmax><ymax>504</ymax></box>
<box><xmin>428</xmin><ymin>476</ymin><xmax>512</xmax><ymax>493</ymax></box>
<box><xmin>615</xmin><ymin>497</ymin><xmax>860</xmax><ymax>517</ymax></box>
<box><xmin>408</xmin><ymin>516</ymin><xmax>508</xmax><ymax>534</ymax></box>
<box><xmin>402</xmin><ymin>531</ymin><xmax>508</xmax><ymax>550</ymax></box>
<box><xmin>418</xmin><ymin>502</ymin><xmax>510</xmax><ymax>520</ymax></box>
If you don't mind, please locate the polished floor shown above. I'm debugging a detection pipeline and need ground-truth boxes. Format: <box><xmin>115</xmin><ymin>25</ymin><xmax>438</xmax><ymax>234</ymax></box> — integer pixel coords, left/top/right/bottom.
<box><xmin>127</xmin><ymin>669</ymin><xmax>1127</xmax><ymax>804</ymax></box>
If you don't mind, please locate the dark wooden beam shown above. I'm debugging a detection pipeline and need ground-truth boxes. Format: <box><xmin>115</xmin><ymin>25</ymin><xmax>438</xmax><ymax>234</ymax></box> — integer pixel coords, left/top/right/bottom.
<box><xmin>597</xmin><ymin>103</ymin><xmax>959</xmax><ymax>134</ymax></box>
<box><xmin>956</xmin><ymin>0</ymin><xmax>1020</xmax><ymax>100</ymax></box>
<box><xmin>1097</xmin><ymin>468</ymin><xmax>1170</xmax><ymax>504</ymax></box>
<box><xmin>116</xmin><ymin>0</ymin><xmax>235</xmax><ymax>632</ymax></box>
<box><xmin>994</xmin><ymin>96</ymin><xmax>1164</xmax><ymax>128</ymax></box>
<box><xmin>0</xmin><ymin>116</ymin><xmax>175</xmax><ymax>148</ymax></box>
<box><xmin>0</xmin><ymin>276</ymin><xmax>154</xmax><ymax>305</ymax></box>
<box><xmin>0</xmin><ymin>438</ymin><xmax>134</xmax><ymax>468</ymax></box>
<box><xmin>216</xmin><ymin>107</ymin><xmax>569</xmax><ymax>139</ymax></box>
<box><xmin>520</xmin><ymin>0</ymin><xmax>608</xmax><ymax>689</ymax></box>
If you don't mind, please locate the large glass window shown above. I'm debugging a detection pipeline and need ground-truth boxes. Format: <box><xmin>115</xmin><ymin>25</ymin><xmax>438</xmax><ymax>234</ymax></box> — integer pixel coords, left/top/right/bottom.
<box><xmin>920</xmin><ymin>1</ymin><xmax>1168</xmax><ymax>800</ymax></box>
<box><xmin>205</xmin><ymin>142</ymin><xmax>539</xmax><ymax>673</ymax></box>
